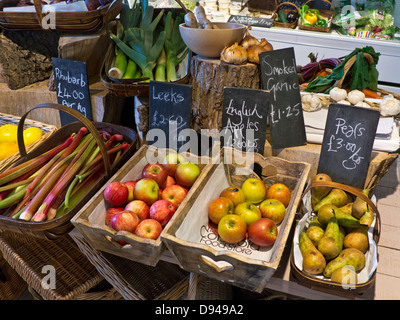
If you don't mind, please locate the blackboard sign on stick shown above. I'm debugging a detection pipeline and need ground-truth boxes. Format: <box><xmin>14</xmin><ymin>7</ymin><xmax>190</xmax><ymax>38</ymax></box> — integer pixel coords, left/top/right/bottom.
<box><xmin>221</xmin><ymin>87</ymin><xmax>270</xmax><ymax>155</ymax></box>
<box><xmin>259</xmin><ymin>48</ymin><xmax>307</xmax><ymax>149</ymax></box>
<box><xmin>148</xmin><ymin>81</ymin><xmax>191</xmax><ymax>151</ymax></box>
<box><xmin>228</xmin><ymin>15</ymin><xmax>273</xmax><ymax>28</ymax></box>
<box><xmin>52</xmin><ymin>58</ymin><xmax>92</xmax><ymax>126</ymax></box>
<box><xmin>318</xmin><ymin>104</ymin><xmax>380</xmax><ymax>189</ymax></box>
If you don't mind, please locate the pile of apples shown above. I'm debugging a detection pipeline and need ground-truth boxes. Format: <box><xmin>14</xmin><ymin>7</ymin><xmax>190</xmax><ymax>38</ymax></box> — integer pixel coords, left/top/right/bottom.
<box><xmin>103</xmin><ymin>153</ymin><xmax>200</xmax><ymax>240</ymax></box>
<box><xmin>208</xmin><ymin>177</ymin><xmax>291</xmax><ymax>247</ymax></box>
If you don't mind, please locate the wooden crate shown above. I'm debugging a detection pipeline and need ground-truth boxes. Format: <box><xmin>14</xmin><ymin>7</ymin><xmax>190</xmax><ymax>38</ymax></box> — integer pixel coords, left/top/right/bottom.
<box><xmin>161</xmin><ymin>148</ymin><xmax>311</xmax><ymax>293</ymax></box>
<box><xmin>71</xmin><ymin>144</ymin><xmax>213</xmax><ymax>267</ymax></box>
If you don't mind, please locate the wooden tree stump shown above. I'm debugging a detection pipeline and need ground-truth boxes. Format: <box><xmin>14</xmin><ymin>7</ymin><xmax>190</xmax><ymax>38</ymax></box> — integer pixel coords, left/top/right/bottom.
<box><xmin>0</xmin><ymin>31</ymin><xmax>59</xmax><ymax>90</ymax></box>
<box><xmin>190</xmin><ymin>56</ymin><xmax>261</xmax><ymax>134</ymax></box>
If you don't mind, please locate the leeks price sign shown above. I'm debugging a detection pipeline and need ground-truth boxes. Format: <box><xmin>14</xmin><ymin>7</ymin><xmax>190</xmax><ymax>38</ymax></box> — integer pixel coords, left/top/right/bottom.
<box><xmin>52</xmin><ymin>58</ymin><xmax>92</xmax><ymax>126</ymax></box>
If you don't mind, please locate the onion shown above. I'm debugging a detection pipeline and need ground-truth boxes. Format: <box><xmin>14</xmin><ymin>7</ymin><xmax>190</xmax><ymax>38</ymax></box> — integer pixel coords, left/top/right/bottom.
<box><xmin>220</xmin><ymin>42</ymin><xmax>248</xmax><ymax>65</ymax></box>
<box><xmin>240</xmin><ymin>26</ymin><xmax>259</xmax><ymax>49</ymax></box>
<box><xmin>247</xmin><ymin>39</ymin><xmax>273</xmax><ymax>64</ymax></box>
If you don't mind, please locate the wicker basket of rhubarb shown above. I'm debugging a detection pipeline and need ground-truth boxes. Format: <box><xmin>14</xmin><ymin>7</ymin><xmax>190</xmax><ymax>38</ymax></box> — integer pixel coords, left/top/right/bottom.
<box><xmin>0</xmin><ymin>103</ymin><xmax>137</xmax><ymax>240</ymax></box>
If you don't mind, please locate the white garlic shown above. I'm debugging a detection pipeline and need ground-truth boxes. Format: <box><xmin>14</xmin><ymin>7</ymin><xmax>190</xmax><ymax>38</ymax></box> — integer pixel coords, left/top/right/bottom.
<box><xmin>301</xmin><ymin>93</ymin><xmax>322</xmax><ymax>112</ymax></box>
<box><xmin>347</xmin><ymin>90</ymin><xmax>365</xmax><ymax>105</ymax></box>
<box><xmin>330</xmin><ymin>87</ymin><xmax>347</xmax><ymax>102</ymax></box>
<box><xmin>380</xmin><ymin>95</ymin><xmax>400</xmax><ymax>116</ymax></box>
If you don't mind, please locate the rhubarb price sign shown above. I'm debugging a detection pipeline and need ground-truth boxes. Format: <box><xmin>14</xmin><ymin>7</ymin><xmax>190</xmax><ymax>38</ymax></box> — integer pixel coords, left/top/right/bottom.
<box><xmin>52</xmin><ymin>58</ymin><xmax>92</xmax><ymax>126</ymax></box>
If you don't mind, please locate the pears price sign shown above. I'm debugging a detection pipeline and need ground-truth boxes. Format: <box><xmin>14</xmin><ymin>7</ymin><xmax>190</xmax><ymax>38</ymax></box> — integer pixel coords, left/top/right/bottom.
<box><xmin>318</xmin><ymin>104</ymin><xmax>380</xmax><ymax>189</ymax></box>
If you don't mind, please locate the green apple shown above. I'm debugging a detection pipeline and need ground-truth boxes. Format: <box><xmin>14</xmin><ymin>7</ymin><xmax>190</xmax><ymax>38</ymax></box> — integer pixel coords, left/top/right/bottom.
<box><xmin>175</xmin><ymin>162</ymin><xmax>200</xmax><ymax>188</ymax></box>
<box><xmin>241</xmin><ymin>178</ymin><xmax>267</xmax><ymax>204</ymax></box>
<box><xmin>233</xmin><ymin>202</ymin><xmax>261</xmax><ymax>227</ymax></box>
<box><xmin>259</xmin><ymin>198</ymin><xmax>286</xmax><ymax>225</ymax></box>
<box><xmin>218</xmin><ymin>214</ymin><xmax>247</xmax><ymax>244</ymax></box>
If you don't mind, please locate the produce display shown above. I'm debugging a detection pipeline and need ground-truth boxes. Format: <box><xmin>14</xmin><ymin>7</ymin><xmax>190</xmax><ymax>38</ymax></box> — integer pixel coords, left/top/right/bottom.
<box><xmin>220</xmin><ymin>26</ymin><xmax>273</xmax><ymax>65</ymax></box>
<box><xmin>296</xmin><ymin>173</ymin><xmax>376</xmax><ymax>285</ymax></box>
<box><xmin>109</xmin><ymin>0</ymin><xmax>188</xmax><ymax>82</ymax></box>
<box><xmin>298</xmin><ymin>4</ymin><xmax>329</xmax><ymax>28</ymax></box>
<box><xmin>0</xmin><ymin>124</ymin><xmax>43</xmax><ymax>161</ymax></box>
<box><xmin>0</xmin><ymin>127</ymin><xmax>130</xmax><ymax>221</ymax></box>
<box><xmin>103</xmin><ymin>154</ymin><xmax>201</xmax><ymax>240</ymax></box>
<box><xmin>207</xmin><ymin>178</ymin><xmax>291</xmax><ymax>247</ymax></box>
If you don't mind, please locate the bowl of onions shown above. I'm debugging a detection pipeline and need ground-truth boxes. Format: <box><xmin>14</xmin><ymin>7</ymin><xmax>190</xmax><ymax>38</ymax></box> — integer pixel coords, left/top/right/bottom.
<box><xmin>179</xmin><ymin>22</ymin><xmax>246</xmax><ymax>58</ymax></box>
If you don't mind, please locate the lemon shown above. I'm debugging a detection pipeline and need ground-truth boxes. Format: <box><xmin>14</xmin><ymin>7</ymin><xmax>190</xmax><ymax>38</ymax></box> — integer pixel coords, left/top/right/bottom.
<box><xmin>0</xmin><ymin>142</ymin><xmax>19</xmax><ymax>160</ymax></box>
<box><xmin>23</xmin><ymin>127</ymin><xmax>43</xmax><ymax>146</ymax></box>
<box><xmin>0</xmin><ymin>124</ymin><xmax>18</xmax><ymax>143</ymax></box>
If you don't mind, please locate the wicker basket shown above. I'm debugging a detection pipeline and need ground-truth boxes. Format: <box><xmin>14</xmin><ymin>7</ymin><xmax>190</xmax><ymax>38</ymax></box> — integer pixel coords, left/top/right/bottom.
<box><xmin>186</xmin><ymin>273</ymin><xmax>234</xmax><ymax>300</ymax></box>
<box><xmin>290</xmin><ymin>180</ymin><xmax>380</xmax><ymax>298</ymax></box>
<box><xmin>101</xmin><ymin>41</ymin><xmax>191</xmax><ymax>97</ymax></box>
<box><xmin>298</xmin><ymin>0</ymin><xmax>334</xmax><ymax>33</ymax></box>
<box><xmin>0</xmin><ymin>103</ymin><xmax>138</xmax><ymax>240</ymax></box>
<box><xmin>0</xmin><ymin>0</ymin><xmax>122</xmax><ymax>33</ymax></box>
<box><xmin>0</xmin><ymin>230</ymin><xmax>115</xmax><ymax>300</ymax></box>
<box><xmin>70</xmin><ymin>230</ymin><xmax>189</xmax><ymax>300</ymax></box>
<box><xmin>272</xmin><ymin>1</ymin><xmax>299</xmax><ymax>29</ymax></box>
<box><xmin>0</xmin><ymin>112</ymin><xmax>57</xmax><ymax>172</ymax></box>
<box><xmin>0</xmin><ymin>252</ymin><xmax>27</xmax><ymax>300</ymax></box>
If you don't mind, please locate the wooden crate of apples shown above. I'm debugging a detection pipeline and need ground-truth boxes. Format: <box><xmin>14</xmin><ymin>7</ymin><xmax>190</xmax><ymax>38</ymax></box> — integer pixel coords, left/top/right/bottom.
<box><xmin>291</xmin><ymin>173</ymin><xmax>379</xmax><ymax>294</ymax></box>
<box><xmin>162</xmin><ymin>148</ymin><xmax>311</xmax><ymax>292</ymax></box>
<box><xmin>71</xmin><ymin>145</ymin><xmax>211</xmax><ymax>266</ymax></box>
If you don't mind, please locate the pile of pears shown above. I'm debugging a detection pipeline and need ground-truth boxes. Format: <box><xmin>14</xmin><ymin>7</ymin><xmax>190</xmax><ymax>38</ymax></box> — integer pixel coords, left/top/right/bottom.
<box><xmin>299</xmin><ymin>173</ymin><xmax>375</xmax><ymax>285</ymax></box>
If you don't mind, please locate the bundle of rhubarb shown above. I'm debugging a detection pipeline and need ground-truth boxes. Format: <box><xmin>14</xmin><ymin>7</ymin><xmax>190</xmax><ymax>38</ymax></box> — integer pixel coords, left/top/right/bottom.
<box><xmin>0</xmin><ymin>127</ymin><xmax>130</xmax><ymax>222</ymax></box>
<box><xmin>108</xmin><ymin>0</ymin><xmax>188</xmax><ymax>82</ymax></box>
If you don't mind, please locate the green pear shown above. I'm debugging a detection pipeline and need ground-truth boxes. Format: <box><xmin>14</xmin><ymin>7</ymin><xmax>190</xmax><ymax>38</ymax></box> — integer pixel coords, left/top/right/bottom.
<box><xmin>344</xmin><ymin>225</ymin><xmax>369</xmax><ymax>253</ymax></box>
<box><xmin>339</xmin><ymin>202</ymin><xmax>353</xmax><ymax>215</ymax></box>
<box><xmin>359</xmin><ymin>209</ymin><xmax>374</xmax><ymax>228</ymax></box>
<box><xmin>324</xmin><ymin>248</ymin><xmax>366</xmax><ymax>278</ymax></box>
<box><xmin>318</xmin><ymin>217</ymin><xmax>343</xmax><ymax>260</ymax></box>
<box><xmin>311</xmin><ymin>173</ymin><xmax>332</xmax><ymax>209</ymax></box>
<box><xmin>299</xmin><ymin>232</ymin><xmax>326</xmax><ymax>275</ymax></box>
<box><xmin>352</xmin><ymin>189</ymin><xmax>371</xmax><ymax>219</ymax></box>
<box><xmin>318</xmin><ymin>204</ymin><xmax>361</xmax><ymax>228</ymax></box>
<box><xmin>306</xmin><ymin>217</ymin><xmax>325</xmax><ymax>246</ymax></box>
<box><xmin>313</xmin><ymin>188</ymin><xmax>348</xmax><ymax>212</ymax></box>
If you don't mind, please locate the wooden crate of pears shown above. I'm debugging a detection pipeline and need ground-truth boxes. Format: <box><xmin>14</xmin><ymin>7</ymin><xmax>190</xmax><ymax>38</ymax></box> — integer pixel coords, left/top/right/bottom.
<box><xmin>290</xmin><ymin>173</ymin><xmax>380</xmax><ymax>297</ymax></box>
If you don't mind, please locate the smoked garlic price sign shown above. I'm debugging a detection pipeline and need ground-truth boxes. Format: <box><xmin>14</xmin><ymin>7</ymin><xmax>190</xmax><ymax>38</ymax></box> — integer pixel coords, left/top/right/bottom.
<box><xmin>52</xmin><ymin>58</ymin><xmax>92</xmax><ymax>126</ymax></box>
<box><xmin>318</xmin><ymin>104</ymin><xmax>380</xmax><ymax>189</ymax></box>
<box><xmin>148</xmin><ymin>81</ymin><xmax>191</xmax><ymax>150</ymax></box>
<box><xmin>221</xmin><ymin>87</ymin><xmax>270</xmax><ymax>155</ymax></box>
<box><xmin>259</xmin><ymin>48</ymin><xmax>306</xmax><ymax>149</ymax></box>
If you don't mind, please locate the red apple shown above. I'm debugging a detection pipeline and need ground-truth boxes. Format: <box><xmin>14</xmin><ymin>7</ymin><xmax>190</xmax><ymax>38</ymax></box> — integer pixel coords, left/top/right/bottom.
<box><xmin>124</xmin><ymin>200</ymin><xmax>150</xmax><ymax>221</ymax></box>
<box><xmin>217</xmin><ymin>214</ymin><xmax>247</xmax><ymax>244</ymax></box>
<box><xmin>142</xmin><ymin>162</ymin><xmax>168</xmax><ymax>187</ymax></box>
<box><xmin>162</xmin><ymin>153</ymin><xmax>186</xmax><ymax>176</ymax></box>
<box><xmin>160</xmin><ymin>175</ymin><xmax>176</xmax><ymax>189</ymax></box>
<box><xmin>233</xmin><ymin>202</ymin><xmax>261</xmax><ymax>227</ymax></box>
<box><xmin>105</xmin><ymin>207</ymin><xmax>125</xmax><ymax>226</ymax></box>
<box><xmin>104</xmin><ymin>182</ymin><xmax>129</xmax><ymax>206</ymax></box>
<box><xmin>259</xmin><ymin>198</ymin><xmax>286</xmax><ymax>225</ymax></box>
<box><xmin>149</xmin><ymin>200</ymin><xmax>176</xmax><ymax>227</ymax></box>
<box><xmin>219</xmin><ymin>187</ymin><xmax>246</xmax><ymax>207</ymax></box>
<box><xmin>161</xmin><ymin>184</ymin><xmax>187</xmax><ymax>208</ymax></box>
<box><xmin>110</xmin><ymin>210</ymin><xmax>139</xmax><ymax>233</ymax></box>
<box><xmin>133</xmin><ymin>178</ymin><xmax>159</xmax><ymax>206</ymax></box>
<box><xmin>124</xmin><ymin>180</ymin><xmax>137</xmax><ymax>202</ymax></box>
<box><xmin>248</xmin><ymin>218</ymin><xmax>278</xmax><ymax>247</ymax></box>
<box><xmin>135</xmin><ymin>219</ymin><xmax>163</xmax><ymax>240</ymax></box>
<box><xmin>208</xmin><ymin>197</ymin><xmax>234</xmax><ymax>225</ymax></box>
<box><xmin>241</xmin><ymin>178</ymin><xmax>267</xmax><ymax>204</ymax></box>
<box><xmin>175</xmin><ymin>162</ymin><xmax>200</xmax><ymax>188</ymax></box>
<box><xmin>266</xmin><ymin>183</ymin><xmax>291</xmax><ymax>207</ymax></box>
<box><xmin>158</xmin><ymin>188</ymin><xmax>163</xmax><ymax>200</ymax></box>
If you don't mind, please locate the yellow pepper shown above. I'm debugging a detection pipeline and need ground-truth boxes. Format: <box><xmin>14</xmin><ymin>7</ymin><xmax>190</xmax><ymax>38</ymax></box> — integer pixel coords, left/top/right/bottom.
<box><xmin>305</xmin><ymin>12</ymin><xmax>318</xmax><ymax>26</ymax></box>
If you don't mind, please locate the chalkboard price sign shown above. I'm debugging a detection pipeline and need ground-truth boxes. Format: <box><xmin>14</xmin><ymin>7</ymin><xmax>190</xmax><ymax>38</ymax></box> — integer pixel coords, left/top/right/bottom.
<box><xmin>259</xmin><ymin>47</ymin><xmax>307</xmax><ymax>149</ymax></box>
<box><xmin>221</xmin><ymin>87</ymin><xmax>270</xmax><ymax>155</ymax></box>
<box><xmin>318</xmin><ymin>104</ymin><xmax>380</xmax><ymax>189</ymax></box>
<box><xmin>228</xmin><ymin>15</ymin><xmax>273</xmax><ymax>28</ymax></box>
<box><xmin>148</xmin><ymin>81</ymin><xmax>192</xmax><ymax>151</ymax></box>
<box><xmin>52</xmin><ymin>58</ymin><xmax>92</xmax><ymax>126</ymax></box>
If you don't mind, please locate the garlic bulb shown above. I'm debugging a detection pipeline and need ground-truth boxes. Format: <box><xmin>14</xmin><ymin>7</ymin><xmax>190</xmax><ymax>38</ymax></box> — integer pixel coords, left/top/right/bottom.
<box><xmin>301</xmin><ymin>93</ymin><xmax>322</xmax><ymax>112</ymax></box>
<box><xmin>220</xmin><ymin>42</ymin><xmax>248</xmax><ymax>65</ymax></box>
<box><xmin>246</xmin><ymin>39</ymin><xmax>273</xmax><ymax>64</ymax></box>
<box><xmin>329</xmin><ymin>87</ymin><xmax>347</xmax><ymax>102</ymax></box>
<box><xmin>380</xmin><ymin>94</ymin><xmax>400</xmax><ymax>117</ymax></box>
<box><xmin>355</xmin><ymin>101</ymin><xmax>370</xmax><ymax>108</ymax></box>
<box><xmin>240</xmin><ymin>26</ymin><xmax>259</xmax><ymax>49</ymax></box>
<box><xmin>347</xmin><ymin>90</ymin><xmax>365</xmax><ymax>105</ymax></box>
<box><xmin>337</xmin><ymin>100</ymin><xmax>351</xmax><ymax>105</ymax></box>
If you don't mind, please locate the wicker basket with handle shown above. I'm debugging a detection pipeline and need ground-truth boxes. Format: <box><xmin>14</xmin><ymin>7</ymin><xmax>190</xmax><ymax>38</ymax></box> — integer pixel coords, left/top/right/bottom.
<box><xmin>291</xmin><ymin>180</ymin><xmax>380</xmax><ymax>298</ymax></box>
<box><xmin>298</xmin><ymin>0</ymin><xmax>334</xmax><ymax>33</ymax></box>
<box><xmin>0</xmin><ymin>0</ymin><xmax>122</xmax><ymax>33</ymax></box>
<box><xmin>272</xmin><ymin>1</ymin><xmax>299</xmax><ymax>29</ymax></box>
<box><xmin>0</xmin><ymin>103</ymin><xmax>137</xmax><ymax>240</ymax></box>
